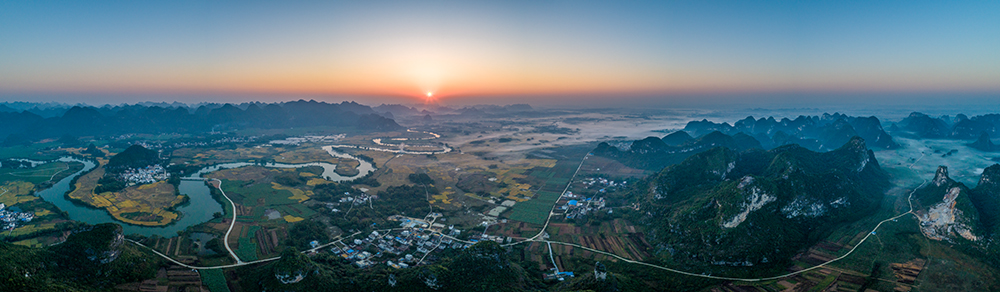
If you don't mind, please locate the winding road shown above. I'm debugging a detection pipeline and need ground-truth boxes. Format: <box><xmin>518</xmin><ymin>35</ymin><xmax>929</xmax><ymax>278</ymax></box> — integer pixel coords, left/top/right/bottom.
<box><xmin>211</xmin><ymin>179</ymin><xmax>243</xmax><ymax>264</ymax></box>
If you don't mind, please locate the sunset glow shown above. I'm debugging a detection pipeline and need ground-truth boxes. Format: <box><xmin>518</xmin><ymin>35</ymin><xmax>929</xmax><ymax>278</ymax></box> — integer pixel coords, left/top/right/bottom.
<box><xmin>0</xmin><ymin>1</ymin><xmax>997</xmax><ymax>105</ymax></box>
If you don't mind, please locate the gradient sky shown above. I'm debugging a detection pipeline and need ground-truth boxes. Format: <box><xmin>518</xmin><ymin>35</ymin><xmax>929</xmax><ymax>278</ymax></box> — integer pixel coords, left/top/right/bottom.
<box><xmin>1</xmin><ymin>1</ymin><xmax>998</xmax><ymax>105</ymax></box>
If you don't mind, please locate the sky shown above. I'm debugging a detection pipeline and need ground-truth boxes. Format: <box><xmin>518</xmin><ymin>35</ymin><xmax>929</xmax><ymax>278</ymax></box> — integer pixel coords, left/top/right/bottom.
<box><xmin>1</xmin><ymin>0</ymin><xmax>998</xmax><ymax>106</ymax></box>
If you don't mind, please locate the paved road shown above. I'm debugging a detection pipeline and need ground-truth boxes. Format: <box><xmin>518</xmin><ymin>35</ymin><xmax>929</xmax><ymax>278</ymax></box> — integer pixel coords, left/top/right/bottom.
<box><xmin>128</xmin><ymin>230</ymin><xmax>368</xmax><ymax>270</ymax></box>
<box><xmin>211</xmin><ymin>179</ymin><xmax>243</xmax><ymax>264</ymax></box>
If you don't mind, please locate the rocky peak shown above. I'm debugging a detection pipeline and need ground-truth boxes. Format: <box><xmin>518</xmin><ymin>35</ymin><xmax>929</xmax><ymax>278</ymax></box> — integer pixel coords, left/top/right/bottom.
<box><xmin>978</xmin><ymin>164</ymin><xmax>1000</xmax><ymax>190</ymax></box>
<box><xmin>845</xmin><ymin>136</ymin><xmax>867</xmax><ymax>153</ymax></box>
<box><xmin>934</xmin><ymin>166</ymin><xmax>950</xmax><ymax>187</ymax></box>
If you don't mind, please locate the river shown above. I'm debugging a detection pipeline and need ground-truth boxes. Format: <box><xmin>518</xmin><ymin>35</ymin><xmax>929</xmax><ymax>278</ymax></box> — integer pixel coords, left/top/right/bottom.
<box><xmin>34</xmin><ymin>147</ymin><xmax>374</xmax><ymax>237</ymax></box>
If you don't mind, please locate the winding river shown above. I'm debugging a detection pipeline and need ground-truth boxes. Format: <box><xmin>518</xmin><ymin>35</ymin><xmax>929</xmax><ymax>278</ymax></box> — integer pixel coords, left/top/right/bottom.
<box><xmin>34</xmin><ymin>147</ymin><xmax>374</xmax><ymax>237</ymax></box>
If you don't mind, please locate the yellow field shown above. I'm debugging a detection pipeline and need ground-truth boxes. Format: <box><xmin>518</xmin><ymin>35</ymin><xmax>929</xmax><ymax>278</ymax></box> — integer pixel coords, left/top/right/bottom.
<box><xmin>106</xmin><ymin>181</ymin><xmax>184</xmax><ymax>226</ymax></box>
<box><xmin>282</xmin><ymin>215</ymin><xmax>304</xmax><ymax>222</ymax></box>
<box><xmin>431</xmin><ymin>190</ymin><xmax>454</xmax><ymax>205</ymax></box>
<box><xmin>172</xmin><ymin>146</ymin><xmax>277</xmax><ymax>165</ymax></box>
<box><xmin>0</xmin><ymin>181</ymin><xmax>38</xmax><ymax>206</ymax></box>
<box><xmin>67</xmin><ymin>167</ymin><xmax>104</xmax><ymax>202</ymax></box>
<box><xmin>172</xmin><ymin>143</ymin><xmax>359</xmax><ymax>167</ymax></box>
<box><xmin>67</xmin><ymin>168</ymin><xmax>184</xmax><ymax>226</ymax></box>
<box><xmin>307</xmin><ymin>178</ymin><xmax>331</xmax><ymax>186</ymax></box>
<box><xmin>12</xmin><ymin>238</ymin><xmax>42</xmax><ymax>248</ymax></box>
<box><xmin>271</xmin><ymin>182</ymin><xmax>312</xmax><ymax>202</ymax></box>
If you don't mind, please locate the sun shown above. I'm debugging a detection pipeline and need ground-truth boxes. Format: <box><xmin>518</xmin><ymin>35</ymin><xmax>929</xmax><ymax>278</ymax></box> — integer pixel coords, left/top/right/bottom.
<box><xmin>426</xmin><ymin>92</ymin><xmax>433</xmax><ymax>98</ymax></box>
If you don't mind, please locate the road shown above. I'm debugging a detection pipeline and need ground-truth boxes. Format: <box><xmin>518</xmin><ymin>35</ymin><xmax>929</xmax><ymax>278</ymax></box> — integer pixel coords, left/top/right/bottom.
<box><xmin>211</xmin><ymin>179</ymin><xmax>243</xmax><ymax>264</ymax></box>
<box><xmin>524</xmin><ymin>152</ymin><xmax>589</xmax><ymax>241</ymax></box>
<box><xmin>128</xmin><ymin>229</ymin><xmax>367</xmax><ymax>270</ymax></box>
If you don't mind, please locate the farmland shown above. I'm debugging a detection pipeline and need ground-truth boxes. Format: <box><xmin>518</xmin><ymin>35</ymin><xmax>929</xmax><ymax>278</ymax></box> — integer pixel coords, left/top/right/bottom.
<box><xmin>200</xmin><ymin>269</ymin><xmax>231</xmax><ymax>292</ymax></box>
<box><xmin>0</xmin><ymin>161</ymin><xmax>82</xmax><ymax>185</ymax></box>
<box><xmin>506</xmin><ymin>145</ymin><xmax>590</xmax><ymax>225</ymax></box>
<box><xmin>67</xmin><ymin>167</ymin><xmax>186</xmax><ymax>226</ymax></box>
<box><xmin>235</xmin><ymin>225</ymin><xmax>261</xmax><ymax>261</ymax></box>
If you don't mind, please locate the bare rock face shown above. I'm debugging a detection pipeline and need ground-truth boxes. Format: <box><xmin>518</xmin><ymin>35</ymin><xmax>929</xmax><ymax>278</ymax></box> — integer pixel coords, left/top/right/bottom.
<box><xmin>916</xmin><ymin>186</ymin><xmax>978</xmax><ymax>241</ymax></box>
<box><xmin>933</xmin><ymin>166</ymin><xmax>950</xmax><ymax>187</ymax></box>
<box><xmin>914</xmin><ymin>166</ymin><xmax>982</xmax><ymax>243</ymax></box>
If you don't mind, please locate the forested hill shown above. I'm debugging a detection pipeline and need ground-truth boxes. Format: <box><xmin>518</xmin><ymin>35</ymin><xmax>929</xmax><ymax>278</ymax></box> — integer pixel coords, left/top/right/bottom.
<box><xmin>631</xmin><ymin>137</ymin><xmax>890</xmax><ymax>273</ymax></box>
<box><xmin>105</xmin><ymin>145</ymin><xmax>162</xmax><ymax>170</ymax></box>
<box><xmin>0</xmin><ymin>100</ymin><xmax>402</xmax><ymax>145</ymax></box>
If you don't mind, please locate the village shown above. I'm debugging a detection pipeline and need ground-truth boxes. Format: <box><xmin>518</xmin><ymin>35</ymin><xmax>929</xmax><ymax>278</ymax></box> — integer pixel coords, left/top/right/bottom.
<box><xmin>551</xmin><ymin>176</ymin><xmax>624</xmax><ymax>220</ymax></box>
<box><xmin>309</xmin><ymin>213</ymin><xmax>514</xmax><ymax>270</ymax></box>
<box><xmin>0</xmin><ymin>203</ymin><xmax>35</xmax><ymax>232</ymax></box>
<box><xmin>118</xmin><ymin>164</ymin><xmax>169</xmax><ymax>185</ymax></box>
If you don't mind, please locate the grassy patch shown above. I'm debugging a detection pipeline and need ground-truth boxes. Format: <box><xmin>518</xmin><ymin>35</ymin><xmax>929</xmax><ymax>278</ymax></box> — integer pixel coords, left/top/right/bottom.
<box><xmin>236</xmin><ymin>226</ymin><xmax>260</xmax><ymax>262</ymax></box>
<box><xmin>508</xmin><ymin>191</ymin><xmax>561</xmax><ymax>224</ymax></box>
<box><xmin>199</xmin><ymin>269</ymin><xmax>231</xmax><ymax>292</ymax></box>
<box><xmin>221</xmin><ymin>179</ymin><xmax>296</xmax><ymax>206</ymax></box>
<box><xmin>0</xmin><ymin>161</ymin><xmax>74</xmax><ymax>185</ymax></box>
<box><xmin>274</xmin><ymin>204</ymin><xmax>315</xmax><ymax>220</ymax></box>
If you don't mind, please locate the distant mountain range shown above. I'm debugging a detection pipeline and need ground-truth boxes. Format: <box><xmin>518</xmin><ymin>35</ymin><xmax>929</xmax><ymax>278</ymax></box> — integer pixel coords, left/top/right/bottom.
<box><xmin>0</xmin><ymin>100</ymin><xmax>402</xmax><ymax>146</ymax></box>
<box><xmin>681</xmin><ymin>113</ymin><xmax>899</xmax><ymax>151</ymax></box>
<box><xmin>893</xmin><ymin>112</ymin><xmax>1000</xmax><ymax>140</ymax></box>
<box><xmin>593</xmin><ymin>131</ymin><xmax>763</xmax><ymax>171</ymax></box>
<box><xmin>633</xmin><ymin>137</ymin><xmax>890</xmax><ymax>269</ymax></box>
<box><xmin>593</xmin><ymin>113</ymin><xmax>898</xmax><ymax>171</ymax></box>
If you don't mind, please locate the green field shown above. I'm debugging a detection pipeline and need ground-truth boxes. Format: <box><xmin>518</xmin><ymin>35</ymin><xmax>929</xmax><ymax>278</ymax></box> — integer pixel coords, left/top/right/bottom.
<box><xmin>506</xmin><ymin>145</ymin><xmax>589</xmax><ymax>225</ymax></box>
<box><xmin>274</xmin><ymin>204</ymin><xmax>316</xmax><ymax>219</ymax></box>
<box><xmin>199</xmin><ymin>268</ymin><xmax>231</xmax><ymax>292</ymax></box>
<box><xmin>0</xmin><ymin>161</ymin><xmax>73</xmax><ymax>184</ymax></box>
<box><xmin>507</xmin><ymin>191</ymin><xmax>561</xmax><ymax>224</ymax></box>
<box><xmin>221</xmin><ymin>179</ymin><xmax>296</xmax><ymax>206</ymax></box>
<box><xmin>236</xmin><ymin>226</ymin><xmax>260</xmax><ymax>262</ymax></box>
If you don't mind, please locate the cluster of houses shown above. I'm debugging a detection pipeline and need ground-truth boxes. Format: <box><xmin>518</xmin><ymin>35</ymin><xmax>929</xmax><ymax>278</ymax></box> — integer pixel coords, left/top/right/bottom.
<box><xmin>582</xmin><ymin>177</ymin><xmax>627</xmax><ymax>193</ymax></box>
<box><xmin>266</xmin><ymin>135</ymin><xmax>344</xmax><ymax>146</ymax></box>
<box><xmin>0</xmin><ymin>203</ymin><xmax>34</xmax><ymax>231</ymax></box>
<box><xmin>324</xmin><ymin>226</ymin><xmax>469</xmax><ymax>269</ymax></box>
<box><xmin>555</xmin><ymin>190</ymin><xmax>609</xmax><ymax>219</ymax></box>
<box><xmin>312</xmin><ymin>214</ymin><xmax>524</xmax><ymax>270</ymax></box>
<box><xmin>109</xmin><ymin>136</ymin><xmax>259</xmax><ymax>150</ymax></box>
<box><xmin>325</xmin><ymin>191</ymin><xmax>378</xmax><ymax>213</ymax></box>
<box><xmin>165</xmin><ymin>136</ymin><xmax>258</xmax><ymax>148</ymax></box>
<box><xmin>118</xmin><ymin>164</ymin><xmax>169</xmax><ymax>185</ymax></box>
